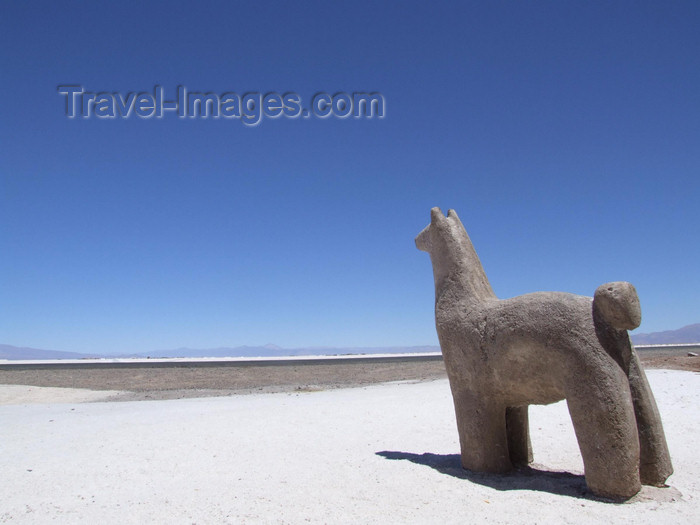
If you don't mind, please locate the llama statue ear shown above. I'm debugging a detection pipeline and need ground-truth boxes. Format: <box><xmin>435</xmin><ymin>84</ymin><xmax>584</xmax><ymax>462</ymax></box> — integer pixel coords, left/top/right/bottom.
<box><xmin>447</xmin><ymin>209</ymin><xmax>464</xmax><ymax>228</ymax></box>
<box><xmin>430</xmin><ymin>207</ymin><xmax>445</xmax><ymax>223</ymax></box>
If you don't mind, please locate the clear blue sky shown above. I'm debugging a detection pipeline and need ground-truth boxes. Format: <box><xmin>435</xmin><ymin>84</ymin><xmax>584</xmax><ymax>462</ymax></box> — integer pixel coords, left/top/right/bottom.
<box><xmin>1</xmin><ymin>1</ymin><xmax>698</xmax><ymax>354</ymax></box>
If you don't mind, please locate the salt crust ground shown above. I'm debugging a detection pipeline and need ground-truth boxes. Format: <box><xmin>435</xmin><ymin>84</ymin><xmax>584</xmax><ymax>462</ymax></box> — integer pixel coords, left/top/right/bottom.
<box><xmin>0</xmin><ymin>370</ymin><xmax>697</xmax><ymax>524</ymax></box>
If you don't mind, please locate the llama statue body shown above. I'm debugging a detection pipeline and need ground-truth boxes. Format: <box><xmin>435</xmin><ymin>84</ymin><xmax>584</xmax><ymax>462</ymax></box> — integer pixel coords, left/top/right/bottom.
<box><xmin>416</xmin><ymin>207</ymin><xmax>672</xmax><ymax>499</ymax></box>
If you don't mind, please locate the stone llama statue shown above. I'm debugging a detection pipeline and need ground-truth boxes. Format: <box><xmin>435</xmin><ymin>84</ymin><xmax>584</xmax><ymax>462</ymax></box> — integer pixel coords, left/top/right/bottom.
<box><xmin>415</xmin><ymin>207</ymin><xmax>672</xmax><ymax>499</ymax></box>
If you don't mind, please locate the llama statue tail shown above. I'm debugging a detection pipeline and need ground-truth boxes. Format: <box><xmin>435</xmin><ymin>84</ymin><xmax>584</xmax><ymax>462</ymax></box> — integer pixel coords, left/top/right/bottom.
<box><xmin>593</xmin><ymin>280</ymin><xmax>674</xmax><ymax>486</ymax></box>
<box><xmin>593</xmin><ymin>281</ymin><xmax>642</xmax><ymax>331</ymax></box>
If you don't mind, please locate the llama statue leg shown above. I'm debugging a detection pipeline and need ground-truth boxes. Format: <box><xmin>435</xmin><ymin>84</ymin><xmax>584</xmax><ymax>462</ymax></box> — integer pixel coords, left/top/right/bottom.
<box><xmin>627</xmin><ymin>351</ymin><xmax>673</xmax><ymax>485</ymax></box>
<box><xmin>452</xmin><ymin>389</ymin><xmax>512</xmax><ymax>473</ymax></box>
<box><xmin>566</xmin><ymin>365</ymin><xmax>641</xmax><ymax>499</ymax></box>
<box><xmin>506</xmin><ymin>406</ymin><xmax>533</xmax><ymax>466</ymax></box>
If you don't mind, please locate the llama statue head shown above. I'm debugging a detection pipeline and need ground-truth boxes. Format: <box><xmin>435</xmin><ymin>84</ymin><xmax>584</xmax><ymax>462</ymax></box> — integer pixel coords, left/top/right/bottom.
<box><xmin>416</xmin><ymin>207</ymin><xmax>496</xmax><ymax>304</ymax></box>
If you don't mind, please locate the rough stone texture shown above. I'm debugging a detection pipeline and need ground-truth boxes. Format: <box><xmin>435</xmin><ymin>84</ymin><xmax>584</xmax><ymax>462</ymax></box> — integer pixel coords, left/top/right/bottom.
<box><xmin>416</xmin><ymin>207</ymin><xmax>673</xmax><ymax>500</ymax></box>
<box><xmin>594</xmin><ymin>282</ymin><xmax>642</xmax><ymax>331</ymax></box>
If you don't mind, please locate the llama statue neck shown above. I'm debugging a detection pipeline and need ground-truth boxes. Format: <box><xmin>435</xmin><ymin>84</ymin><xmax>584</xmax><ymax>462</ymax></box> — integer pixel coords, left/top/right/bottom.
<box><xmin>431</xmin><ymin>227</ymin><xmax>497</xmax><ymax>306</ymax></box>
<box><xmin>416</xmin><ymin>208</ymin><xmax>497</xmax><ymax>305</ymax></box>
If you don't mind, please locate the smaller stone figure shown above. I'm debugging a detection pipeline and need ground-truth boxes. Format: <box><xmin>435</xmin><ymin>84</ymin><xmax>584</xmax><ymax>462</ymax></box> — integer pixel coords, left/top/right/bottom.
<box><xmin>416</xmin><ymin>207</ymin><xmax>672</xmax><ymax>499</ymax></box>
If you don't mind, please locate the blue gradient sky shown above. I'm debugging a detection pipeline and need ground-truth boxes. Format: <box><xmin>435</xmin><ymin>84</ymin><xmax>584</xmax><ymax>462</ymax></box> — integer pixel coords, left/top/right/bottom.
<box><xmin>1</xmin><ymin>1</ymin><xmax>698</xmax><ymax>354</ymax></box>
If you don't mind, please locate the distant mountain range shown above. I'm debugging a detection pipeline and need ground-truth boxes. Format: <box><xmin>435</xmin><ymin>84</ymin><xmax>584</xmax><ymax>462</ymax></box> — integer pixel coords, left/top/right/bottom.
<box><xmin>2</xmin><ymin>323</ymin><xmax>698</xmax><ymax>360</ymax></box>
<box><xmin>631</xmin><ymin>323</ymin><xmax>700</xmax><ymax>345</ymax></box>
<box><xmin>0</xmin><ymin>343</ymin><xmax>440</xmax><ymax>361</ymax></box>
<box><xmin>0</xmin><ymin>344</ymin><xmax>101</xmax><ymax>360</ymax></box>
